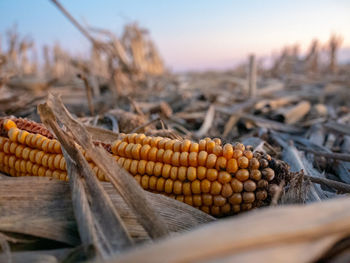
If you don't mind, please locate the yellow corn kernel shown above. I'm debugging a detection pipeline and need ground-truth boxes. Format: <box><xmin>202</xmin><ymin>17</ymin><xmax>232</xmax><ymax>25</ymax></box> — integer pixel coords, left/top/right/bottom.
<box><xmin>8</xmin><ymin>128</ymin><xmax>20</xmax><ymax>142</ymax></box>
<box><xmin>206</xmin><ymin>141</ymin><xmax>216</xmax><ymax>154</ymax></box>
<box><xmin>198</xmin><ymin>151</ymin><xmax>208</xmax><ymax>166</ymax></box>
<box><xmin>163</xmin><ymin>149</ymin><xmax>173</xmax><ymax>164</ymax></box>
<box><xmin>206</xmin><ymin>153</ymin><xmax>217</xmax><ymax>169</ymax></box>
<box><xmin>164</xmin><ymin>179</ymin><xmax>173</xmax><ymax>193</ymax></box>
<box><xmin>156</xmin><ymin>148</ymin><xmax>164</xmax><ymax>162</ymax></box>
<box><xmin>18</xmin><ymin>130</ymin><xmax>29</xmax><ymax>144</ymax></box>
<box><xmin>156</xmin><ymin>177</ymin><xmax>165</xmax><ymax>192</ymax></box>
<box><xmin>4</xmin><ymin>120</ymin><xmax>17</xmax><ymax>131</ymax></box>
<box><xmin>191</xmin><ymin>180</ymin><xmax>201</xmax><ymax>194</ymax></box>
<box><xmin>173</xmin><ymin>180</ymin><xmax>182</xmax><ymax>194</ymax></box>
<box><xmin>171</xmin><ymin>151</ymin><xmax>180</xmax><ymax>166</ymax></box>
<box><xmin>189</xmin><ymin>142</ymin><xmax>199</xmax><ymax>153</ymax></box>
<box><xmin>181</xmin><ymin>139</ymin><xmax>191</xmax><ymax>152</ymax></box>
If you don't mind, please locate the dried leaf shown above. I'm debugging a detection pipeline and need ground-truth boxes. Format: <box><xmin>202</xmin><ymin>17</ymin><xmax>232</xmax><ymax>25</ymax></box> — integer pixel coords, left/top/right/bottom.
<box><xmin>38</xmin><ymin>103</ymin><xmax>133</xmax><ymax>258</ymax></box>
<box><xmin>0</xmin><ymin>176</ymin><xmax>214</xmax><ymax>246</ymax></box>
<box><xmin>45</xmin><ymin>93</ymin><xmax>170</xmax><ymax>239</ymax></box>
<box><xmin>103</xmin><ymin>197</ymin><xmax>350</xmax><ymax>263</ymax></box>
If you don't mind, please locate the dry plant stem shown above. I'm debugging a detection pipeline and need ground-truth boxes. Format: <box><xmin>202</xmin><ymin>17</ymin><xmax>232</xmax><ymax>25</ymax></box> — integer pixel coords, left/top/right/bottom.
<box><xmin>168</xmin><ymin>121</ymin><xmax>191</xmax><ymax>138</ymax></box>
<box><xmin>279</xmin><ymin>133</ymin><xmax>350</xmax><ymax>185</ymax></box>
<box><xmin>38</xmin><ymin>104</ymin><xmax>133</xmax><ymax>257</ymax></box>
<box><xmin>45</xmin><ymin>93</ymin><xmax>169</xmax><ymax>239</ymax></box>
<box><xmin>324</xmin><ymin>122</ymin><xmax>350</xmax><ymax>136</ymax></box>
<box><xmin>216</xmin><ymin>98</ymin><xmax>258</xmax><ymax>116</ymax></box>
<box><xmin>271</xmin><ymin>180</ymin><xmax>285</xmax><ymax>206</ymax></box>
<box><xmin>0</xmin><ymin>232</ymin><xmax>11</xmax><ymax>263</ymax></box>
<box><xmin>241</xmin><ymin>114</ymin><xmax>303</xmax><ymax>133</ymax></box>
<box><xmin>274</xmin><ymin>132</ymin><xmax>350</xmax><ymax>192</ymax></box>
<box><xmin>257</xmin><ymin>81</ymin><xmax>284</xmax><ymax>97</ymax></box>
<box><xmin>195</xmin><ymin>105</ymin><xmax>215</xmax><ymax>138</ymax></box>
<box><xmin>130</xmin><ymin>117</ymin><xmax>160</xmax><ymax>134</ymax></box>
<box><xmin>159</xmin><ymin>119</ymin><xmax>166</xmax><ymax>130</ymax></box>
<box><xmin>271</xmin><ymin>132</ymin><xmax>324</xmax><ymax>202</ymax></box>
<box><xmin>223</xmin><ymin>114</ymin><xmax>241</xmax><ymax>138</ymax></box>
<box><xmin>174</xmin><ymin>112</ymin><xmax>206</xmax><ymax>120</ymax></box>
<box><xmin>50</xmin><ymin>0</ymin><xmax>96</xmax><ymax>44</ymax></box>
<box><xmin>305</xmin><ymin>175</ymin><xmax>350</xmax><ymax>194</ymax></box>
<box><xmin>104</xmin><ymin>114</ymin><xmax>120</xmax><ymax>133</ymax></box>
<box><xmin>127</xmin><ymin>96</ymin><xmax>144</xmax><ymax>117</ymax></box>
<box><xmin>219</xmin><ymin>99</ymin><xmax>258</xmax><ymax>138</ymax></box>
<box><xmin>77</xmin><ymin>74</ymin><xmax>95</xmax><ymax>116</ymax></box>
<box><xmin>248</xmin><ymin>54</ymin><xmax>256</xmax><ymax>97</ymax></box>
<box><xmin>254</xmin><ymin>96</ymin><xmax>297</xmax><ymax>113</ymax></box>
<box><xmin>299</xmin><ymin>146</ymin><xmax>350</xmax><ymax>162</ymax></box>
<box><xmin>88</xmin><ymin>26</ymin><xmax>130</xmax><ymax>68</ymax></box>
<box><xmin>274</xmin><ymin>101</ymin><xmax>311</xmax><ymax>124</ymax></box>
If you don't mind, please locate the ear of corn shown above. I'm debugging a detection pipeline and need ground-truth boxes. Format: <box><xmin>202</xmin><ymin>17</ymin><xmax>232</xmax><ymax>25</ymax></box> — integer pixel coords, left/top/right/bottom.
<box><xmin>0</xmin><ymin>118</ymin><xmax>280</xmax><ymax>217</ymax></box>
<box><xmin>0</xmin><ymin>118</ymin><xmax>54</xmax><ymax>138</ymax></box>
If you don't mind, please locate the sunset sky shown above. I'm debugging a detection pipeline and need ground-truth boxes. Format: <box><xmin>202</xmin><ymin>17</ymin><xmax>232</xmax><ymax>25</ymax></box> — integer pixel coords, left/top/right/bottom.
<box><xmin>0</xmin><ymin>0</ymin><xmax>349</xmax><ymax>71</ymax></box>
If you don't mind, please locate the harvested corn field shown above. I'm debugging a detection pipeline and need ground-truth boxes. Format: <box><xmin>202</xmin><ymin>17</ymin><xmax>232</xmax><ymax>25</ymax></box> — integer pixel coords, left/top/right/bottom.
<box><xmin>1</xmin><ymin>1</ymin><xmax>350</xmax><ymax>263</ymax></box>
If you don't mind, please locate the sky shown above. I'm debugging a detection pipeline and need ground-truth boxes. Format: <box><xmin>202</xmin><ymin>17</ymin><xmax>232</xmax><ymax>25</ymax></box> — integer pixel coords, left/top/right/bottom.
<box><xmin>0</xmin><ymin>0</ymin><xmax>349</xmax><ymax>71</ymax></box>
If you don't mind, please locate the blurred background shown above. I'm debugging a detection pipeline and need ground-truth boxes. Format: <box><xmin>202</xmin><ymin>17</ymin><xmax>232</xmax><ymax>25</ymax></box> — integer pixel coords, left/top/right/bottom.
<box><xmin>0</xmin><ymin>0</ymin><xmax>349</xmax><ymax>142</ymax></box>
<box><xmin>1</xmin><ymin>0</ymin><xmax>349</xmax><ymax>72</ymax></box>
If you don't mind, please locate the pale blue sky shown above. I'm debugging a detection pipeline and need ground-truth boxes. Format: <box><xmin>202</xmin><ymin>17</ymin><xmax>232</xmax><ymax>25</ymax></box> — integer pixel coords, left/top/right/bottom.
<box><xmin>0</xmin><ymin>0</ymin><xmax>349</xmax><ymax>71</ymax></box>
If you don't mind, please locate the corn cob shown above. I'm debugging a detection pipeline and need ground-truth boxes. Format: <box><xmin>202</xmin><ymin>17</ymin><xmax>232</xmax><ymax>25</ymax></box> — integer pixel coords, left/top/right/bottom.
<box><xmin>0</xmin><ymin>118</ymin><xmax>283</xmax><ymax>217</ymax></box>
<box><xmin>0</xmin><ymin>118</ymin><xmax>54</xmax><ymax>138</ymax></box>
<box><xmin>0</xmin><ymin>118</ymin><xmax>112</xmax><ymax>153</ymax></box>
